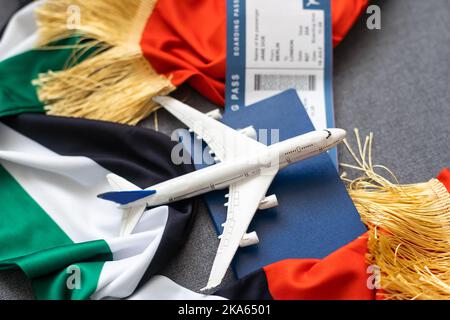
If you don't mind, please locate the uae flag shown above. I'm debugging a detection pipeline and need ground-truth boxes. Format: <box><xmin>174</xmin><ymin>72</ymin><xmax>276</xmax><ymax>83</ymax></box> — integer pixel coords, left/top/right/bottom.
<box><xmin>0</xmin><ymin>0</ymin><xmax>369</xmax><ymax>124</ymax></box>
<box><xmin>0</xmin><ymin>114</ymin><xmax>198</xmax><ymax>300</ymax></box>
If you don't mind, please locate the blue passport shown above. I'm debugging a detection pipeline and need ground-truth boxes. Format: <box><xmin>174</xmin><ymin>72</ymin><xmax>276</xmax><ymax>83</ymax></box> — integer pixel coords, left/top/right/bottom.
<box><xmin>180</xmin><ymin>89</ymin><xmax>366</xmax><ymax>279</ymax></box>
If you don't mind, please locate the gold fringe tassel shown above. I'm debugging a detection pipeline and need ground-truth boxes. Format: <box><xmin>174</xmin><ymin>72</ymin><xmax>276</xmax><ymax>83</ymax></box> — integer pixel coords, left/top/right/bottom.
<box><xmin>33</xmin><ymin>0</ymin><xmax>175</xmax><ymax>125</ymax></box>
<box><xmin>342</xmin><ymin>129</ymin><xmax>450</xmax><ymax>300</ymax></box>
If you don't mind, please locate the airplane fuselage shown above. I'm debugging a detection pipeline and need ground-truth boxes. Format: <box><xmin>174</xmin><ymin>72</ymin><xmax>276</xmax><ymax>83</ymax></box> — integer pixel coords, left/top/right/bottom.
<box><xmin>121</xmin><ymin>129</ymin><xmax>345</xmax><ymax>208</ymax></box>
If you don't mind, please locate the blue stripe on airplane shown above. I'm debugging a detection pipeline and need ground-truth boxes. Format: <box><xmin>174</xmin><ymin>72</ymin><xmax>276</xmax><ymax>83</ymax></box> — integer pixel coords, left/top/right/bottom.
<box><xmin>97</xmin><ymin>190</ymin><xmax>156</xmax><ymax>205</ymax></box>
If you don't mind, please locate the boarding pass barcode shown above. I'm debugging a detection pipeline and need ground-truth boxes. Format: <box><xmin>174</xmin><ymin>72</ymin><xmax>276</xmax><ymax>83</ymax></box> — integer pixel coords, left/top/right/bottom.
<box><xmin>254</xmin><ymin>74</ymin><xmax>317</xmax><ymax>91</ymax></box>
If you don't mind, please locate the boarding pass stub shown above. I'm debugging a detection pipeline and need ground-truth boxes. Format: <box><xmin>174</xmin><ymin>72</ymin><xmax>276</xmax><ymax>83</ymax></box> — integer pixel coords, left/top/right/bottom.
<box><xmin>226</xmin><ymin>0</ymin><xmax>334</xmax><ymax>133</ymax></box>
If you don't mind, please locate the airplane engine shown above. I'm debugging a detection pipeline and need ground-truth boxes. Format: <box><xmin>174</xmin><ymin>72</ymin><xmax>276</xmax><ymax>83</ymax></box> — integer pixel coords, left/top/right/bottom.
<box><xmin>205</xmin><ymin>109</ymin><xmax>223</xmax><ymax>120</ymax></box>
<box><xmin>238</xmin><ymin>126</ymin><xmax>257</xmax><ymax>140</ymax></box>
<box><xmin>258</xmin><ymin>194</ymin><xmax>278</xmax><ymax>210</ymax></box>
<box><xmin>239</xmin><ymin>231</ymin><xmax>259</xmax><ymax>247</ymax></box>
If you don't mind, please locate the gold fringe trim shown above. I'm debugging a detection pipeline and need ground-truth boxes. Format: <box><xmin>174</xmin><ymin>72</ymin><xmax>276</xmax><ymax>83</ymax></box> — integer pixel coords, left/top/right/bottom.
<box><xmin>33</xmin><ymin>46</ymin><xmax>173</xmax><ymax>125</ymax></box>
<box><xmin>35</xmin><ymin>0</ymin><xmax>156</xmax><ymax>47</ymax></box>
<box><xmin>33</xmin><ymin>0</ymin><xmax>175</xmax><ymax>125</ymax></box>
<box><xmin>342</xmin><ymin>129</ymin><xmax>450</xmax><ymax>300</ymax></box>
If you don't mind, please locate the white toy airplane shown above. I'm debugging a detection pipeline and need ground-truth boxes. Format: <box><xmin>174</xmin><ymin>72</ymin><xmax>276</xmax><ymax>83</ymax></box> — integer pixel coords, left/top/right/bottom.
<box><xmin>98</xmin><ymin>96</ymin><xmax>346</xmax><ymax>290</ymax></box>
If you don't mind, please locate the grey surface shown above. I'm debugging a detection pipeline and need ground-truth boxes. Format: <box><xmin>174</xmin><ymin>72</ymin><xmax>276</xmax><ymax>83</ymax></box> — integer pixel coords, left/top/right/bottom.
<box><xmin>0</xmin><ymin>269</ymin><xmax>34</xmax><ymax>300</ymax></box>
<box><xmin>1</xmin><ymin>0</ymin><xmax>449</xmax><ymax>299</ymax></box>
<box><xmin>334</xmin><ymin>0</ymin><xmax>450</xmax><ymax>182</ymax></box>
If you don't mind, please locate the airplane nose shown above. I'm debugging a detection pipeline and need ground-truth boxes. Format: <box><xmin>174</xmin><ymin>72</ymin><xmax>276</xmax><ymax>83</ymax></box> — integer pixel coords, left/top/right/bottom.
<box><xmin>327</xmin><ymin>128</ymin><xmax>346</xmax><ymax>140</ymax></box>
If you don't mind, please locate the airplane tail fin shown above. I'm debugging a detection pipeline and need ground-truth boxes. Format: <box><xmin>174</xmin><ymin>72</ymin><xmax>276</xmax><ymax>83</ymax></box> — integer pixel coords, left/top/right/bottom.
<box><xmin>100</xmin><ymin>174</ymin><xmax>153</xmax><ymax>236</ymax></box>
<box><xmin>99</xmin><ymin>173</ymin><xmax>157</xmax><ymax>205</ymax></box>
<box><xmin>101</xmin><ymin>173</ymin><xmax>157</xmax><ymax>205</ymax></box>
<box><xmin>106</xmin><ymin>173</ymin><xmax>141</xmax><ymax>191</ymax></box>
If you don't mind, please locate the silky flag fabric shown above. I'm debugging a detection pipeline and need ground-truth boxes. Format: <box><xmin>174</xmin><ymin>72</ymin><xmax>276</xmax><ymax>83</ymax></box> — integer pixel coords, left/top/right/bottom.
<box><xmin>0</xmin><ymin>114</ymin><xmax>196</xmax><ymax>300</ymax></box>
<box><xmin>0</xmin><ymin>0</ymin><xmax>368</xmax><ymax>124</ymax></box>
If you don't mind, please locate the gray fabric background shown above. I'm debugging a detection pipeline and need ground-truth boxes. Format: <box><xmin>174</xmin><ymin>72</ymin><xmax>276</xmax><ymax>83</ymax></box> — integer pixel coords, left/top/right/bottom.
<box><xmin>0</xmin><ymin>0</ymin><xmax>449</xmax><ymax>299</ymax></box>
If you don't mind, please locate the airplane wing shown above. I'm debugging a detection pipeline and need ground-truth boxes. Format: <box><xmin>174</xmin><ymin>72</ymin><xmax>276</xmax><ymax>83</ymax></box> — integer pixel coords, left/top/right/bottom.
<box><xmin>106</xmin><ymin>173</ymin><xmax>147</xmax><ymax>236</ymax></box>
<box><xmin>201</xmin><ymin>170</ymin><xmax>278</xmax><ymax>291</ymax></box>
<box><xmin>153</xmin><ymin>96</ymin><xmax>266</xmax><ymax>162</ymax></box>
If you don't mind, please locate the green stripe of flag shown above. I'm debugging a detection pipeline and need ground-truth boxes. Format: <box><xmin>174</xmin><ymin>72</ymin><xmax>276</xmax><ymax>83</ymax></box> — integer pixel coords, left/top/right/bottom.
<box><xmin>0</xmin><ymin>165</ymin><xmax>112</xmax><ymax>299</ymax></box>
<box><xmin>0</xmin><ymin>37</ymin><xmax>99</xmax><ymax>118</ymax></box>
<box><xmin>0</xmin><ymin>165</ymin><xmax>71</xmax><ymax>258</ymax></box>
